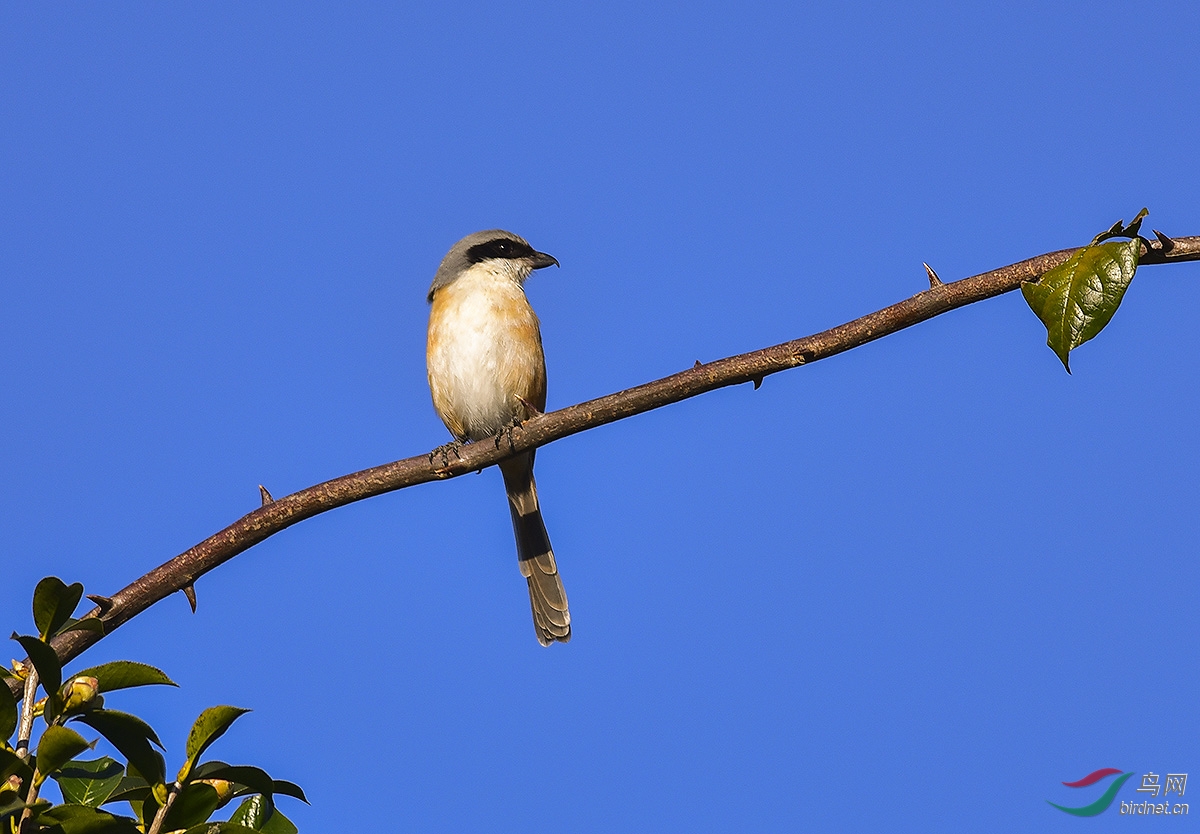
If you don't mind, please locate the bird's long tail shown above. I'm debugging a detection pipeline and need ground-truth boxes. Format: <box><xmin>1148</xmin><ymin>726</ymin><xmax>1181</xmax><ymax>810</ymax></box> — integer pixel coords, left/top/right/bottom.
<box><xmin>500</xmin><ymin>452</ymin><xmax>571</xmax><ymax>645</ymax></box>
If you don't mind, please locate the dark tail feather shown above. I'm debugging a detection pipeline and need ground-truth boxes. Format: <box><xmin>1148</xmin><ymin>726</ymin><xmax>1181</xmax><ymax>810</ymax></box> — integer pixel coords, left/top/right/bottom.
<box><xmin>500</xmin><ymin>453</ymin><xmax>571</xmax><ymax>645</ymax></box>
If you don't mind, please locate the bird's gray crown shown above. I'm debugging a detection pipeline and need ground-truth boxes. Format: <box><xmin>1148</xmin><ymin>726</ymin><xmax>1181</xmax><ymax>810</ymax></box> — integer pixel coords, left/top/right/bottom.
<box><xmin>427</xmin><ymin>229</ymin><xmax>557</xmax><ymax>301</ymax></box>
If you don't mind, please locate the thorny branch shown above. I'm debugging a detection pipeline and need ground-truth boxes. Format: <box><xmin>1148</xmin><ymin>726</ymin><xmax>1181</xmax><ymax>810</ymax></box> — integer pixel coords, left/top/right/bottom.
<box><xmin>7</xmin><ymin>233</ymin><xmax>1200</xmax><ymax>698</ymax></box>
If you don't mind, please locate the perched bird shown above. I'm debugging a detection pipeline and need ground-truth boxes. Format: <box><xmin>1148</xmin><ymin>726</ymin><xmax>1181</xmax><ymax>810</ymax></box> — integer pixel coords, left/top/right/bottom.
<box><xmin>425</xmin><ymin>230</ymin><xmax>570</xmax><ymax>645</ymax></box>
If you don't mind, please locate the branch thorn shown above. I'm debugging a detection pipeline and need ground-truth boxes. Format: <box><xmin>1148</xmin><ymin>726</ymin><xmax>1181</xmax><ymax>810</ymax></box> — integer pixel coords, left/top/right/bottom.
<box><xmin>923</xmin><ymin>262</ymin><xmax>943</xmax><ymax>288</ymax></box>
<box><xmin>182</xmin><ymin>584</ymin><xmax>197</xmax><ymax>613</ymax></box>
<box><xmin>85</xmin><ymin>594</ymin><xmax>115</xmax><ymax>613</ymax></box>
<box><xmin>516</xmin><ymin>396</ymin><xmax>543</xmax><ymax>417</ymax></box>
<box><xmin>1152</xmin><ymin>229</ymin><xmax>1175</xmax><ymax>252</ymax></box>
<box><xmin>259</xmin><ymin>485</ymin><xmax>274</xmax><ymax>506</ymax></box>
<box><xmin>752</xmin><ymin>376</ymin><xmax>763</xmax><ymax>390</ymax></box>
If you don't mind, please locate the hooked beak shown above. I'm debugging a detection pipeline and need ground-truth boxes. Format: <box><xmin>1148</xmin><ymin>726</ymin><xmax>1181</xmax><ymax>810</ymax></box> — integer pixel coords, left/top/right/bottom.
<box><xmin>529</xmin><ymin>251</ymin><xmax>560</xmax><ymax>270</ymax></box>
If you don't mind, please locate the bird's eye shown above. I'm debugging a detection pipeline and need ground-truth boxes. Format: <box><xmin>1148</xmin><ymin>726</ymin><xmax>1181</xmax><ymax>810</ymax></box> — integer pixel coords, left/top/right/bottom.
<box><xmin>465</xmin><ymin>237</ymin><xmax>530</xmax><ymax>264</ymax></box>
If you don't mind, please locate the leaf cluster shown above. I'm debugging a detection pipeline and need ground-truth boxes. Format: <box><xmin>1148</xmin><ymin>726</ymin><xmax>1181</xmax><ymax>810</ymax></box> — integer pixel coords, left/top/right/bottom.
<box><xmin>3</xmin><ymin>578</ymin><xmax>305</xmax><ymax>834</ymax></box>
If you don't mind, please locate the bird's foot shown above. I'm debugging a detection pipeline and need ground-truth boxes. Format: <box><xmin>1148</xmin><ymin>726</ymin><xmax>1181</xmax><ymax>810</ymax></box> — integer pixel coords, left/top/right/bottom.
<box><xmin>496</xmin><ymin>411</ymin><xmax>539</xmax><ymax>452</ymax></box>
<box><xmin>493</xmin><ymin>399</ymin><xmax>543</xmax><ymax>452</ymax></box>
<box><xmin>494</xmin><ymin>424</ymin><xmax>518</xmax><ymax>452</ymax></box>
<box><xmin>430</xmin><ymin>440</ymin><xmax>465</xmax><ymax>467</ymax></box>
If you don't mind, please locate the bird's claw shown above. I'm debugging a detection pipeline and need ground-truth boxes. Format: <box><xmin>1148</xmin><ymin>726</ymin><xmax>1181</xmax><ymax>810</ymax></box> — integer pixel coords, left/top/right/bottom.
<box><xmin>494</xmin><ymin>421</ymin><xmax>520</xmax><ymax>452</ymax></box>
<box><xmin>430</xmin><ymin>440</ymin><xmax>464</xmax><ymax>467</ymax></box>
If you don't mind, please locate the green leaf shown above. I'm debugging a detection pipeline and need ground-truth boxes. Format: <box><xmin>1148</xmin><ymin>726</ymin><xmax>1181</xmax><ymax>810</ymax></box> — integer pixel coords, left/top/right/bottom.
<box><xmin>73</xmin><ymin>709</ymin><xmax>163</xmax><ymax>750</ymax></box>
<box><xmin>183</xmin><ymin>706</ymin><xmax>250</xmax><ymax>775</ymax></box>
<box><xmin>226</xmin><ymin>796</ymin><xmax>298</xmax><ymax>834</ymax></box>
<box><xmin>162</xmin><ymin>782</ymin><xmax>224</xmax><ymax>830</ymax></box>
<box><xmin>259</xmin><ymin>808</ymin><xmax>299</xmax><ymax>834</ymax></box>
<box><xmin>222</xmin><ymin>777</ymin><xmax>304</xmax><ymax>832</ymax></box>
<box><xmin>201</xmin><ymin>765</ymin><xmax>275</xmax><ymax>798</ymax></box>
<box><xmin>14</xmin><ymin>633</ymin><xmax>63</xmax><ymax>704</ymax></box>
<box><xmin>33</xmin><ymin>577</ymin><xmax>84</xmax><ymax>641</ymax></box>
<box><xmin>135</xmin><ymin>795</ymin><xmax>157</xmax><ymax>826</ymax></box>
<box><xmin>180</xmin><ymin>823</ymin><xmax>261</xmax><ymax>834</ymax></box>
<box><xmin>229</xmin><ymin>793</ymin><xmax>272</xmax><ymax>829</ymax></box>
<box><xmin>73</xmin><ymin>710</ymin><xmax>166</xmax><ymax>788</ymax></box>
<box><xmin>1021</xmin><ymin>237</ymin><xmax>1140</xmax><ymax>372</ymax></box>
<box><xmin>38</xmin><ymin>803</ymin><xmax>142</xmax><ymax>833</ymax></box>
<box><xmin>102</xmin><ymin>774</ymin><xmax>152</xmax><ymax>807</ymax></box>
<box><xmin>71</xmin><ymin>662</ymin><xmax>177</xmax><ymax>693</ymax></box>
<box><xmin>54</xmin><ymin>757</ymin><xmax>126</xmax><ymax>807</ymax></box>
<box><xmin>36</xmin><ymin>725</ymin><xmax>93</xmax><ymax>780</ymax></box>
<box><xmin>270</xmin><ymin>780</ymin><xmax>307</xmax><ymax>804</ymax></box>
<box><xmin>0</xmin><ymin>797</ymin><xmax>30</xmax><ymax>825</ymax></box>
<box><xmin>0</xmin><ymin>747</ymin><xmax>35</xmax><ymax>785</ymax></box>
<box><xmin>192</xmin><ymin>760</ymin><xmax>231</xmax><ymax>777</ymax></box>
<box><xmin>0</xmin><ymin>674</ymin><xmax>17</xmax><ymax>741</ymax></box>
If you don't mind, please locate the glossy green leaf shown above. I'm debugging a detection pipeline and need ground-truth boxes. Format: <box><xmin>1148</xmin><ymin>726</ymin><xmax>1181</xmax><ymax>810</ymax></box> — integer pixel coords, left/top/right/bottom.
<box><xmin>1021</xmin><ymin>238</ymin><xmax>1140</xmax><ymax>372</ymax></box>
<box><xmin>73</xmin><ymin>710</ymin><xmax>166</xmax><ymax>788</ymax></box>
<box><xmin>192</xmin><ymin>760</ymin><xmax>231</xmax><ymax>777</ymax></box>
<box><xmin>202</xmin><ymin>765</ymin><xmax>275</xmax><ymax>798</ymax></box>
<box><xmin>0</xmin><ymin>797</ymin><xmax>30</xmax><ymax>825</ymax></box>
<box><xmin>184</xmin><ymin>706</ymin><xmax>250</xmax><ymax>773</ymax></box>
<box><xmin>103</xmin><ymin>774</ymin><xmax>152</xmax><ymax>807</ymax></box>
<box><xmin>0</xmin><ymin>675</ymin><xmax>17</xmax><ymax>741</ymax></box>
<box><xmin>53</xmin><ymin>757</ymin><xmax>126</xmax><ymax>807</ymax></box>
<box><xmin>37</xmin><ymin>802</ymin><xmax>142</xmax><ymax>834</ymax></box>
<box><xmin>14</xmin><ymin>633</ymin><xmax>63</xmax><ymax>701</ymax></box>
<box><xmin>259</xmin><ymin>807</ymin><xmax>299</xmax><ymax>834</ymax></box>
<box><xmin>0</xmin><ymin>747</ymin><xmax>34</xmax><ymax>785</ymax></box>
<box><xmin>270</xmin><ymin>780</ymin><xmax>307</xmax><ymax>804</ymax></box>
<box><xmin>36</xmin><ymin>725</ymin><xmax>93</xmax><ymax>780</ymax></box>
<box><xmin>226</xmin><ymin>796</ymin><xmax>298</xmax><ymax>834</ymax></box>
<box><xmin>33</xmin><ymin>577</ymin><xmax>84</xmax><ymax>641</ymax></box>
<box><xmin>74</xmin><ymin>709</ymin><xmax>163</xmax><ymax>750</ymax></box>
<box><xmin>72</xmin><ymin>662</ymin><xmax>177</xmax><ymax>693</ymax></box>
<box><xmin>229</xmin><ymin>793</ymin><xmax>271</xmax><ymax>829</ymax></box>
<box><xmin>181</xmin><ymin>823</ymin><xmax>261</xmax><ymax>834</ymax></box>
<box><xmin>135</xmin><ymin>795</ymin><xmax>157</xmax><ymax>826</ymax></box>
<box><xmin>163</xmin><ymin>782</ymin><xmax>224</xmax><ymax>830</ymax></box>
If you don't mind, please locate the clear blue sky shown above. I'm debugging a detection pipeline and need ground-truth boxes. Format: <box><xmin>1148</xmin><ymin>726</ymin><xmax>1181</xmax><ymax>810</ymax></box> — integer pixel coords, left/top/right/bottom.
<box><xmin>3</xmin><ymin>3</ymin><xmax>1197</xmax><ymax>831</ymax></box>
